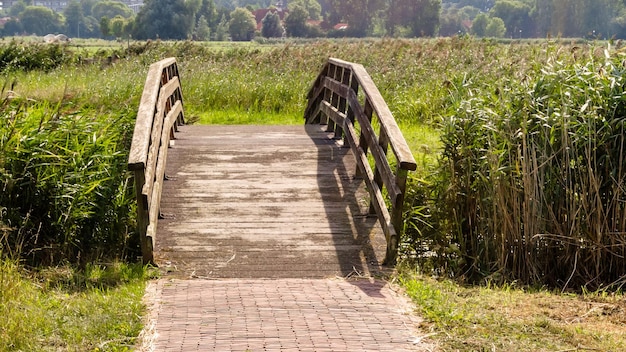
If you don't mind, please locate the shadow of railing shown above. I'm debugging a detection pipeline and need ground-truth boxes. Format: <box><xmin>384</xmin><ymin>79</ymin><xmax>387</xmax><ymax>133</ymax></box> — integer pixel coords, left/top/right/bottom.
<box><xmin>305</xmin><ymin>58</ymin><xmax>417</xmax><ymax>265</ymax></box>
<box><xmin>306</xmin><ymin>124</ymin><xmax>384</xmax><ymax>281</ymax></box>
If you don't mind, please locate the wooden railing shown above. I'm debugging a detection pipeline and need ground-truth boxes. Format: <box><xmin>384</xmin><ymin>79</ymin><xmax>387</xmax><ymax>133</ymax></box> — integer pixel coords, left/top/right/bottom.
<box><xmin>128</xmin><ymin>57</ymin><xmax>185</xmax><ymax>263</ymax></box>
<box><xmin>304</xmin><ymin>58</ymin><xmax>417</xmax><ymax>265</ymax></box>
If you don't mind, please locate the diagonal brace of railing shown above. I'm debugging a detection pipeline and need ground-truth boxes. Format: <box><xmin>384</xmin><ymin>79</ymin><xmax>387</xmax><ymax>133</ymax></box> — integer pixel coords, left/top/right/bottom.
<box><xmin>304</xmin><ymin>58</ymin><xmax>417</xmax><ymax>265</ymax></box>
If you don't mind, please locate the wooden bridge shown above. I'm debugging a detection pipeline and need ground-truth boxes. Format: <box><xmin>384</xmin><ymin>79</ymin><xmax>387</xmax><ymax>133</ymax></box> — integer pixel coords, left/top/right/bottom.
<box><xmin>129</xmin><ymin>58</ymin><xmax>426</xmax><ymax>351</ymax></box>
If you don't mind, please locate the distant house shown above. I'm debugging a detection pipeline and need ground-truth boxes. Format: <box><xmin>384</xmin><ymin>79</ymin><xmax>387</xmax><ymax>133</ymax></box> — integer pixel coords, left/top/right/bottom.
<box><xmin>333</xmin><ymin>23</ymin><xmax>348</xmax><ymax>31</ymax></box>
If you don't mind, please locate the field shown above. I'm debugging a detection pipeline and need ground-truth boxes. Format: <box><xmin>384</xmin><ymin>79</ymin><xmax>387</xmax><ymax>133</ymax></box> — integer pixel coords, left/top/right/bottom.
<box><xmin>0</xmin><ymin>37</ymin><xmax>625</xmax><ymax>350</ymax></box>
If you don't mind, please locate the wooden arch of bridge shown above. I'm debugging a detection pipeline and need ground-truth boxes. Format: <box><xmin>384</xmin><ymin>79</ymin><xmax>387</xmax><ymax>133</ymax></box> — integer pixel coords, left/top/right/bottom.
<box><xmin>128</xmin><ymin>57</ymin><xmax>416</xmax><ymax>275</ymax></box>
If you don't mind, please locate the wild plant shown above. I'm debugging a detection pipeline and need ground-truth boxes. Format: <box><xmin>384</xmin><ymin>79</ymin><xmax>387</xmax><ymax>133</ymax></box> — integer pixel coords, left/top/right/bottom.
<box><xmin>407</xmin><ymin>45</ymin><xmax>626</xmax><ymax>289</ymax></box>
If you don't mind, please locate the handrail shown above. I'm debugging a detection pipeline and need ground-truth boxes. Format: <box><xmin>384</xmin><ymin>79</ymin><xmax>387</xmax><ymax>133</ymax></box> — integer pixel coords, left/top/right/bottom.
<box><xmin>304</xmin><ymin>58</ymin><xmax>417</xmax><ymax>265</ymax></box>
<box><xmin>128</xmin><ymin>57</ymin><xmax>185</xmax><ymax>263</ymax></box>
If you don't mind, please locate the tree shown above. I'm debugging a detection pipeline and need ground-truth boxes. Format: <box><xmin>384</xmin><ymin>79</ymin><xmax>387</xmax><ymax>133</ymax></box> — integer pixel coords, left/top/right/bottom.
<box><xmin>228</xmin><ymin>7</ymin><xmax>256</xmax><ymax>41</ymax></box>
<box><xmin>329</xmin><ymin>0</ymin><xmax>385</xmax><ymax>37</ymax></box>
<box><xmin>215</xmin><ymin>14</ymin><xmax>229</xmax><ymax>40</ymax></box>
<box><xmin>100</xmin><ymin>16</ymin><xmax>111</xmax><ymax>37</ymax></box>
<box><xmin>64</xmin><ymin>1</ymin><xmax>84</xmax><ymax>38</ymax></box>
<box><xmin>133</xmin><ymin>0</ymin><xmax>194</xmax><ymax>39</ymax></box>
<box><xmin>2</xmin><ymin>19</ymin><xmax>24</xmax><ymax>36</ymax></box>
<box><xmin>471</xmin><ymin>12</ymin><xmax>489</xmax><ymax>36</ymax></box>
<box><xmin>81</xmin><ymin>0</ymin><xmax>98</xmax><ymax>16</ymax></box>
<box><xmin>92</xmin><ymin>1</ymin><xmax>134</xmax><ymax>20</ymax></box>
<box><xmin>261</xmin><ymin>10</ymin><xmax>283</xmax><ymax>38</ymax></box>
<box><xmin>9</xmin><ymin>0</ymin><xmax>27</xmax><ymax>16</ymax></box>
<box><xmin>388</xmin><ymin>0</ymin><xmax>441</xmax><ymax>37</ymax></box>
<box><xmin>19</xmin><ymin>6</ymin><xmax>64</xmax><ymax>35</ymax></box>
<box><xmin>531</xmin><ymin>0</ymin><xmax>552</xmax><ymax>37</ymax></box>
<box><xmin>284</xmin><ymin>4</ymin><xmax>308</xmax><ymax>37</ymax></box>
<box><xmin>110</xmin><ymin>15</ymin><xmax>128</xmax><ymax>37</ymax></box>
<box><xmin>197</xmin><ymin>0</ymin><xmax>218</xmax><ymax>31</ymax></box>
<box><xmin>409</xmin><ymin>0</ymin><xmax>441</xmax><ymax>36</ymax></box>
<box><xmin>289</xmin><ymin>0</ymin><xmax>322</xmax><ymax>20</ymax></box>
<box><xmin>485</xmin><ymin>16</ymin><xmax>506</xmax><ymax>36</ymax></box>
<box><xmin>195</xmin><ymin>15</ymin><xmax>211</xmax><ymax>40</ymax></box>
<box><xmin>490</xmin><ymin>0</ymin><xmax>533</xmax><ymax>38</ymax></box>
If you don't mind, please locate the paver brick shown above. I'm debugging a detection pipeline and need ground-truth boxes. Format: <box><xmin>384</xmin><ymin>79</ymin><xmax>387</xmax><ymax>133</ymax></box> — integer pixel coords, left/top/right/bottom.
<box><xmin>139</xmin><ymin>278</ymin><xmax>435</xmax><ymax>351</ymax></box>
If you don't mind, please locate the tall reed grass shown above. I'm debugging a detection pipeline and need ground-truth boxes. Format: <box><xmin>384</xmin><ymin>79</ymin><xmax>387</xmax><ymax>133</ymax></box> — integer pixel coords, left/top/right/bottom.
<box><xmin>405</xmin><ymin>44</ymin><xmax>626</xmax><ymax>290</ymax></box>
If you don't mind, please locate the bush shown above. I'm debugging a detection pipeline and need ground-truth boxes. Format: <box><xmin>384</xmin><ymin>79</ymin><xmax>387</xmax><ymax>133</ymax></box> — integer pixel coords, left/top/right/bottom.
<box><xmin>0</xmin><ymin>40</ymin><xmax>70</xmax><ymax>72</ymax></box>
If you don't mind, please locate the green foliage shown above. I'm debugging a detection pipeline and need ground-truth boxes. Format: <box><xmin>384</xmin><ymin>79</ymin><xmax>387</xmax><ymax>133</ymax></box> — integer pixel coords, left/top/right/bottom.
<box><xmin>92</xmin><ymin>0</ymin><xmax>134</xmax><ymax>20</ymax></box>
<box><xmin>229</xmin><ymin>7</ymin><xmax>257</xmax><ymax>41</ymax></box>
<box><xmin>288</xmin><ymin>0</ymin><xmax>322</xmax><ymax>20</ymax></box>
<box><xmin>19</xmin><ymin>6</ymin><xmax>65</xmax><ymax>36</ymax></box>
<box><xmin>0</xmin><ymin>259</ymin><xmax>151</xmax><ymax>351</ymax></box>
<box><xmin>0</xmin><ymin>41</ymin><xmax>69</xmax><ymax>72</ymax></box>
<box><xmin>489</xmin><ymin>0</ymin><xmax>533</xmax><ymax>38</ymax></box>
<box><xmin>261</xmin><ymin>10</ymin><xmax>283</xmax><ymax>38</ymax></box>
<box><xmin>0</xmin><ymin>97</ymin><xmax>137</xmax><ymax>264</ymax></box>
<box><xmin>63</xmin><ymin>1</ymin><xmax>84</xmax><ymax>38</ymax></box>
<box><xmin>284</xmin><ymin>4</ymin><xmax>309</xmax><ymax>37</ymax></box>
<box><xmin>388</xmin><ymin>0</ymin><xmax>442</xmax><ymax>37</ymax></box>
<box><xmin>195</xmin><ymin>15</ymin><xmax>211</xmax><ymax>41</ymax></box>
<box><xmin>485</xmin><ymin>16</ymin><xmax>506</xmax><ymax>37</ymax></box>
<box><xmin>400</xmin><ymin>272</ymin><xmax>626</xmax><ymax>351</ymax></box>
<box><xmin>133</xmin><ymin>0</ymin><xmax>194</xmax><ymax>39</ymax></box>
<box><xmin>404</xmin><ymin>42</ymin><xmax>626</xmax><ymax>289</ymax></box>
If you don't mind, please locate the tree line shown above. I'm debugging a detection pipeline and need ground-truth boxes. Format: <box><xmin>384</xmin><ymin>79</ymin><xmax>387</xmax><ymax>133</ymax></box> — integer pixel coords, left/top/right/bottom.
<box><xmin>2</xmin><ymin>0</ymin><xmax>626</xmax><ymax>40</ymax></box>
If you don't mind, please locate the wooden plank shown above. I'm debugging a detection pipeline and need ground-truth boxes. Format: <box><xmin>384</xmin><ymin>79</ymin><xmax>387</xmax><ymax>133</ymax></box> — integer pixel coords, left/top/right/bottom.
<box><xmin>142</xmin><ymin>77</ymin><xmax>182</xmax><ymax>198</ymax></box>
<box><xmin>319</xmin><ymin>100</ymin><xmax>345</xmax><ymax>127</ymax></box>
<box><xmin>346</xmin><ymin>90</ymin><xmax>402</xmax><ymax>204</ymax></box>
<box><xmin>128</xmin><ymin>58</ymin><xmax>177</xmax><ymax>170</ymax></box>
<box><xmin>154</xmin><ymin>124</ymin><xmax>389</xmax><ymax>278</ymax></box>
<box><xmin>328</xmin><ymin>58</ymin><xmax>416</xmax><ymax>171</ymax></box>
<box><xmin>146</xmin><ymin>101</ymin><xmax>183</xmax><ymax>242</ymax></box>
<box><xmin>343</xmin><ymin>119</ymin><xmax>396</xmax><ymax>245</ymax></box>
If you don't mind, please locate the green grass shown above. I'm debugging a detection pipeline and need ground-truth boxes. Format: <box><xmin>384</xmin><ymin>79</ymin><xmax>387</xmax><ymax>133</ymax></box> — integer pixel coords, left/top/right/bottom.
<box><xmin>191</xmin><ymin>109</ymin><xmax>303</xmax><ymax>125</ymax></box>
<box><xmin>399</xmin><ymin>272</ymin><xmax>626</xmax><ymax>351</ymax></box>
<box><xmin>0</xmin><ymin>259</ymin><xmax>154</xmax><ymax>351</ymax></box>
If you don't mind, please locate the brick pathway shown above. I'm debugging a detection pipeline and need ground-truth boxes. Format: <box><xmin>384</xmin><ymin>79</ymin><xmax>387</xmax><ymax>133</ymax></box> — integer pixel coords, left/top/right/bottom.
<box><xmin>139</xmin><ymin>278</ymin><xmax>434</xmax><ymax>351</ymax></box>
<box><xmin>137</xmin><ymin>126</ymin><xmax>434</xmax><ymax>351</ymax></box>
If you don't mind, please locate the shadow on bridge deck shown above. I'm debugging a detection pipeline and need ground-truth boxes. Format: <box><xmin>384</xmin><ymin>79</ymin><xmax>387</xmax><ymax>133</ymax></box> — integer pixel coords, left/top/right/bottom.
<box><xmin>155</xmin><ymin>124</ymin><xmax>389</xmax><ymax>279</ymax></box>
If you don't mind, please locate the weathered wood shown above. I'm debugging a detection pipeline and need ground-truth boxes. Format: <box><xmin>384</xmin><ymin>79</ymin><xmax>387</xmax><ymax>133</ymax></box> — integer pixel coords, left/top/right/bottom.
<box><xmin>128</xmin><ymin>57</ymin><xmax>177</xmax><ymax>171</ymax></box>
<box><xmin>330</xmin><ymin>58</ymin><xmax>416</xmax><ymax>171</ymax></box>
<box><xmin>128</xmin><ymin>58</ymin><xmax>184</xmax><ymax>264</ymax></box>
<box><xmin>155</xmin><ymin>125</ymin><xmax>389</xmax><ymax>278</ymax></box>
<box><xmin>343</xmin><ymin>118</ymin><xmax>398</xmax><ymax>264</ymax></box>
<box><xmin>346</xmin><ymin>90</ymin><xmax>401</xmax><ymax>204</ymax></box>
<box><xmin>305</xmin><ymin>58</ymin><xmax>416</xmax><ymax>265</ymax></box>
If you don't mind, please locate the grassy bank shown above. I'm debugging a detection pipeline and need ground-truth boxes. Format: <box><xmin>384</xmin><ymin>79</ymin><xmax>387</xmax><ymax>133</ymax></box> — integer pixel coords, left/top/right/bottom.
<box><xmin>0</xmin><ymin>259</ymin><xmax>151</xmax><ymax>351</ymax></box>
<box><xmin>400</xmin><ymin>272</ymin><xmax>625</xmax><ymax>351</ymax></box>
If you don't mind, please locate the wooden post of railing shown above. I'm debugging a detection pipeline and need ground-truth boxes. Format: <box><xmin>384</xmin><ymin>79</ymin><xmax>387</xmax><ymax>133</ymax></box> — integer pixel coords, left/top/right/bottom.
<box><xmin>304</xmin><ymin>58</ymin><xmax>417</xmax><ymax>265</ymax></box>
<box><xmin>128</xmin><ymin>57</ymin><xmax>185</xmax><ymax>264</ymax></box>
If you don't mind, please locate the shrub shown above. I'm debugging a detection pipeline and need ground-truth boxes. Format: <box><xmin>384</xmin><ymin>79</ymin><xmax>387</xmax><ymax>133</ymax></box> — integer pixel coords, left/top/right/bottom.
<box><xmin>0</xmin><ymin>40</ymin><xmax>69</xmax><ymax>72</ymax></box>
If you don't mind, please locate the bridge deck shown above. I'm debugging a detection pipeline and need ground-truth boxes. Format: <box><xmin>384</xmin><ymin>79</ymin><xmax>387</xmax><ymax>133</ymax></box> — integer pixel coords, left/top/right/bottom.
<box><xmin>155</xmin><ymin>124</ymin><xmax>388</xmax><ymax>278</ymax></box>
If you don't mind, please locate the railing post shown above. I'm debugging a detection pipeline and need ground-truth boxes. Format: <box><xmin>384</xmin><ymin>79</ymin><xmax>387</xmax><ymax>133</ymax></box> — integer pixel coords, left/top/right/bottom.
<box><xmin>133</xmin><ymin>169</ymin><xmax>153</xmax><ymax>263</ymax></box>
